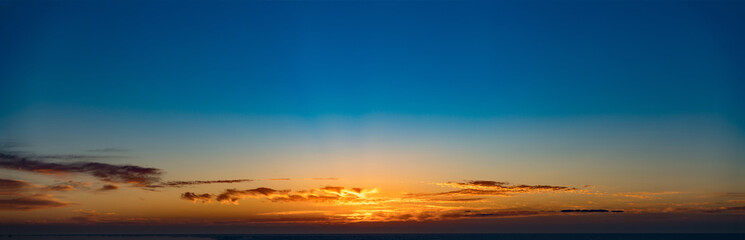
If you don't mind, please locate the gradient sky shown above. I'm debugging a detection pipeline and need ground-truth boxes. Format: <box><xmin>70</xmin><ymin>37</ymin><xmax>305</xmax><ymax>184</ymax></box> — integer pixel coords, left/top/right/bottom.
<box><xmin>1</xmin><ymin>0</ymin><xmax>744</xmax><ymax>234</ymax></box>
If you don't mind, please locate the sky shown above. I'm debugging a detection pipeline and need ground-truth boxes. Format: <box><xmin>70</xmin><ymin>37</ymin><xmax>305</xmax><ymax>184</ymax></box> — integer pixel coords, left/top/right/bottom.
<box><xmin>1</xmin><ymin>0</ymin><xmax>744</xmax><ymax>234</ymax></box>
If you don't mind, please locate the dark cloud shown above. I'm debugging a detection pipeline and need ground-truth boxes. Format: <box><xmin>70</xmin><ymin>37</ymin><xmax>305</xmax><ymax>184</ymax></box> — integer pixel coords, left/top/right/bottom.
<box><xmin>418</xmin><ymin>189</ymin><xmax>512</xmax><ymax>197</ymax></box>
<box><xmin>30</xmin><ymin>154</ymin><xmax>127</xmax><ymax>161</ymax></box>
<box><xmin>181</xmin><ymin>192</ymin><xmax>213</xmax><ymax>203</ymax></box>
<box><xmin>0</xmin><ymin>152</ymin><xmax>162</xmax><ymax>187</ymax></box>
<box><xmin>0</xmin><ymin>178</ymin><xmax>31</xmax><ymax>194</ymax></box>
<box><xmin>155</xmin><ymin>179</ymin><xmax>253</xmax><ymax>188</ymax></box>
<box><xmin>561</xmin><ymin>209</ymin><xmax>624</xmax><ymax>213</ymax></box>
<box><xmin>0</xmin><ymin>178</ymin><xmax>70</xmax><ymax>211</ymax></box>
<box><xmin>0</xmin><ymin>194</ymin><xmax>70</xmax><ymax>211</ymax></box>
<box><xmin>98</xmin><ymin>185</ymin><xmax>119</xmax><ymax>191</ymax></box>
<box><xmin>216</xmin><ymin>187</ymin><xmax>285</xmax><ymax>203</ymax></box>
<box><xmin>440</xmin><ymin>209</ymin><xmax>545</xmax><ymax>219</ymax></box>
<box><xmin>428</xmin><ymin>180</ymin><xmax>577</xmax><ymax>196</ymax></box>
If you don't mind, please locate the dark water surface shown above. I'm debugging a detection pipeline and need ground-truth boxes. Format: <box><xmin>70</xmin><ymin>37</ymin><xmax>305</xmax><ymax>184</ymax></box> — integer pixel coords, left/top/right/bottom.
<box><xmin>2</xmin><ymin>234</ymin><xmax>743</xmax><ymax>240</ymax></box>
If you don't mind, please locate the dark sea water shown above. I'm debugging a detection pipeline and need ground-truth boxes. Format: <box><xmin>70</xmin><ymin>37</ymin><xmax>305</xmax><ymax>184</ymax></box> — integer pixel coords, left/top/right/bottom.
<box><xmin>1</xmin><ymin>234</ymin><xmax>743</xmax><ymax>240</ymax></box>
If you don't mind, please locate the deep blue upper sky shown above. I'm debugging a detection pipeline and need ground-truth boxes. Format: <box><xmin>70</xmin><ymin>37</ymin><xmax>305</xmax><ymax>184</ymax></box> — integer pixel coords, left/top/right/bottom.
<box><xmin>2</xmin><ymin>0</ymin><xmax>744</xmax><ymax>121</ymax></box>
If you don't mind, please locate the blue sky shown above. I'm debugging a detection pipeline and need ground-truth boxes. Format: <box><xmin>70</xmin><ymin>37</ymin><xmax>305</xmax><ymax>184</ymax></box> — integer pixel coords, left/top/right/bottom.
<box><xmin>2</xmin><ymin>0</ymin><xmax>743</xmax><ymax>119</ymax></box>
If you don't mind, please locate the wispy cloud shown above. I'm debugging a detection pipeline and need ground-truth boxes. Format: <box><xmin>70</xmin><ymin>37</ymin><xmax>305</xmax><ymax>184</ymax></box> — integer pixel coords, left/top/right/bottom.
<box><xmin>87</xmin><ymin>148</ymin><xmax>129</xmax><ymax>153</ymax></box>
<box><xmin>561</xmin><ymin>209</ymin><xmax>624</xmax><ymax>213</ymax></box>
<box><xmin>611</xmin><ymin>191</ymin><xmax>685</xmax><ymax>199</ymax></box>
<box><xmin>0</xmin><ymin>178</ymin><xmax>70</xmax><ymax>211</ymax></box>
<box><xmin>154</xmin><ymin>179</ymin><xmax>253</xmax><ymax>188</ymax></box>
<box><xmin>0</xmin><ymin>152</ymin><xmax>162</xmax><ymax>187</ymax></box>
<box><xmin>1</xmin><ymin>152</ymin><xmax>254</xmax><ymax>190</ymax></box>
<box><xmin>413</xmin><ymin>180</ymin><xmax>578</xmax><ymax>197</ymax></box>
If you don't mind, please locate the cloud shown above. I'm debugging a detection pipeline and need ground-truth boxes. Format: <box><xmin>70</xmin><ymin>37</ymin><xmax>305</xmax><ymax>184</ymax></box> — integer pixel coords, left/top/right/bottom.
<box><xmin>0</xmin><ymin>178</ymin><xmax>32</xmax><ymax>194</ymax></box>
<box><xmin>439</xmin><ymin>180</ymin><xmax>575</xmax><ymax>192</ymax></box>
<box><xmin>69</xmin><ymin>209</ymin><xmax>118</xmax><ymax>223</ymax></box>
<box><xmin>700</xmin><ymin>206</ymin><xmax>745</xmax><ymax>213</ymax></box>
<box><xmin>44</xmin><ymin>184</ymin><xmax>76</xmax><ymax>191</ymax></box>
<box><xmin>87</xmin><ymin>148</ymin><xmax>129</xmax><ymax>153</ymax></box>
<box><xmin>181</xmin><ymin>192</ymin><xmax>213</xmax><ymax>203</ymax></box>
<box><xmin>719</xmin><ymin>192</ymin><xmax>745</xmax><ymax>198</ymax></box>
<box><xmin>0</xmin><ymin>194</ymin><xmax>70</xmax><ymax>211</ymax></box>
<box><xmin>0</xmin><ymin>178</ymin><xmax>70</xmax><ymax>211</ymax></box>
<box><xmin>561</xmin><ymin>209</ymin><xmax>624</xmax><ymax>213</ymax></box>
<box><xmin>154</xmin><ymin>179</ymin><xmax>253</xmax><ymax>188</ymax></box>
<box><xmin>215</xmin><ymin>187</ymin><xmax>287</xmax><ymax>204</ymax></box>
<box><xmin>413</xmin><ymin>180</ymin><xmax>577</xmax><ymax>197</ymax></box>
<box><xmin>98</xmin><ymin>184</ymin><xmax>119</xmax><ymax>191</ymax></box>
<box><xmin>28</xmin><ymin>154</ymin><xmax>128</xmax><ymax>161</ymax></box>
<box><xmin>268</xmin><ymin>178</ymin><xmax>291</xmax><ymax>181</ymax></box>
<box><xmin>0</xmin><ymin>152</ymin><xmax>162</xmax><ymax>187</ymax></box>
<box><xmin>612</xmin><ymin>191</ymin><xmax>684</xmax><ymax>199</ymax></box>
<box><xmin>192</xmin><ymin>186</ymin><xmax>377</xmax><ymax>205</ymax></box>
<box><xmin>335</xmin><ymin>208</ymin><xmax>549</xmax><ymax>223</ymax></box>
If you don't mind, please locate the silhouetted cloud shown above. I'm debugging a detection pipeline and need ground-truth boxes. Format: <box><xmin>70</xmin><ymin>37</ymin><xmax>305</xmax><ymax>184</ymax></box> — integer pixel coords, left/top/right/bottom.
<box><xmin>414</xmin><ymin>180</ymin><xmax>577</xmax><ymax>197</ymax></box>
<box><xmin>0</xmin><ymin>178</ymin><xmax>31</xmax><ymax>194</ymax></box>
<box><xmin>0</xmin><ymin>152</ymin><xmax>162</xmax><ymax>187</ymax></box>
<box><xmin>0</xmin><ymin>178</ymin><xmax>70</xmax><ymax>211</ymax></box>
<box><xmin>154</xmin><ymin>179</ymin><xmax>253</xmax><ymax>188</ymax></box>
<box><xmin>98</xmin><ymin>184</ymin><xmax>119</xmax><ymax>191</ymax></box>
<box><xmin>439</xmin><ymin>209</ymin><xmax>545</xmax><ymax>219</ymax></box>
<box><xmin>561</xmin><ymin>209</ymin><xmax>624</xmax><ymax>213</ymax></box>
<box><xmin>0</xmin><ymin>194</ymin><xmax>70</xmax><ymax>211</ymax></box>
<box><xmin>215</xmin><ymin>187</ymin><xmax>286</xmax><ymax>203</ymax></box>
<box><xmin>30</xmin><ymin>154</ymin><xmax>128</xmax><ymax>161</ymax></box>
<box><xmin>440</xmin><ymin>180</ymin><xmax>575</xmax><ymax>192</ymax></box>
<box><xmin>181</xmin><ymin>192</ymin><xmax>213</xmax><ymax>203</ymax></box>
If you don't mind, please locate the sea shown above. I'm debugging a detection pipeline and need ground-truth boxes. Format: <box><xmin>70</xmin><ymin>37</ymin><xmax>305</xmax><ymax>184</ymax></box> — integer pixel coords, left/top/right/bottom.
<box><xmin>0</xmin><ymin>234</ymin><xmax>743</xmax><ymax>240</ymax></box>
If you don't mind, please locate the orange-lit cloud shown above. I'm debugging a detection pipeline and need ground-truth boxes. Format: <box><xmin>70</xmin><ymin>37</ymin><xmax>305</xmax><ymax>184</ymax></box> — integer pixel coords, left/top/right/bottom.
<box><xmin>185</xmin><ymin>186</ymin><xmax>377</xmax><ymax>205</ymax></box>
<box><xmin>611</xmin><ymin>191</ymin><xmax>685</xmax><ymax>199</ymax></box>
